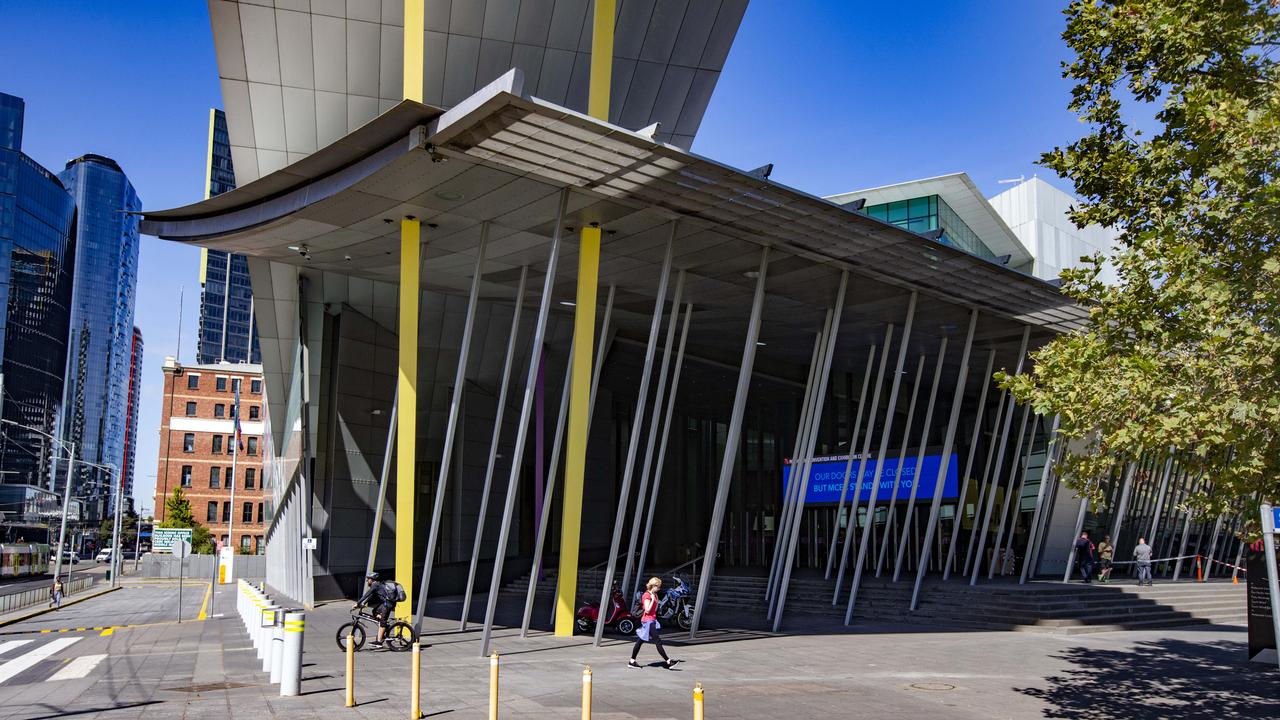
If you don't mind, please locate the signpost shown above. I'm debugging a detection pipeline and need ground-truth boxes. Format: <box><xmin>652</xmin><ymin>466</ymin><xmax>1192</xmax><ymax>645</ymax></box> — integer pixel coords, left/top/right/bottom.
<box><xmin>1258</xmin><ymin>504</ymin><xmax>1280</xmax><ymax>669</ymax></box>
<box><xmin>174</xmin><ymin>538</ymin><xmax>192</xmax><ymax>624</ymax></box>
<box><xmin>153</xmin><ymin>527</ymin><xmax>193</xmax><ymax>554</ymax></box>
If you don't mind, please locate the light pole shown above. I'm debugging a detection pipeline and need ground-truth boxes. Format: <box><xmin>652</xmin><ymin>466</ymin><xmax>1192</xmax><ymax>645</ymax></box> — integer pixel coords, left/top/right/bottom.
<box><xmin>77</xmin><ymin>459</ymin><xmax>124</xmax><ymax>588</ymax></box>
<box><xmin>0</xmin><ymin>419</ymin><xmax>75</xmax><ymax>580</ymax></box>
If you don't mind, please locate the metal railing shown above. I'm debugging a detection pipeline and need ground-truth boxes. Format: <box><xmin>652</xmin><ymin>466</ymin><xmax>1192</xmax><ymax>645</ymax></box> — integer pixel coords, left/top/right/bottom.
<box><xmin>586</xmin><ymin>551</ymin><xmax>635</xmax><ymax>573</ymax></box>
<box><xmin>664</xmin><ymin>555</ymin><xmax>706</xmax><ymax>579</ymax></box>
<box><xmin>0</xmin><ymin>574</ymin><xmax>98</xmax><ymax>615</ymax></box>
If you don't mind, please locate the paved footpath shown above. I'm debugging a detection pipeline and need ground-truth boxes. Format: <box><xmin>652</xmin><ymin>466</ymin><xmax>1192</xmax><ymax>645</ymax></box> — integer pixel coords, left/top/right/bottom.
<box><xmin>0</xmin><ymin>581</ymin><xmax>1275</xmax><ymax>719</ymax></box>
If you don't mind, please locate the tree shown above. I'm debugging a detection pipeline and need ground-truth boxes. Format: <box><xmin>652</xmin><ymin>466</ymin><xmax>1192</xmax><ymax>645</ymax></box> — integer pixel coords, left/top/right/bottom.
<box><xmin>1002</xmin><ymin>0</ymin><xmax>1280</xmax><ymax>536</ymax></box>
<box><xmin>99</xmin><ymin>512</ymin><xmax>137</xmax><ymax>548</ymax></box>
<box><xmin>158</xmin><ymin>488</ymin><xmax>215</xmax><ymax>554</ymax></box>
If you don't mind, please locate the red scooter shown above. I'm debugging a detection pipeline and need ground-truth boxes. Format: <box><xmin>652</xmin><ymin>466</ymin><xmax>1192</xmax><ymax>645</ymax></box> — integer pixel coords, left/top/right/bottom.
<box><xmin>575</xmin><ymin>586</ymin><xmax>637</xmax><ymax>635</ymax></box>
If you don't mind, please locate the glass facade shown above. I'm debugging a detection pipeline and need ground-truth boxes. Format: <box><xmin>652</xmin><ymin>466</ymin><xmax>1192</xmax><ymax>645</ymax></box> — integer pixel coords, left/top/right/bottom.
<box><xmin>197</xmin><ymin>109</ymin><xmax>259</xmax><ymax>364</ymax></box>
<box><xmin>0</xmin><ymin>93</ymin><xmax>77</xmax><ymax>492</ymax></box>
<box><xmin>863</xmin><ymin>194</ymin><xmax>997</xmax><ymax>261</ymax></box>
<box><xmin>56</xmin><ymin>154</ymin><xmax>141</xmax><ymax>521</ymax></box>
<box><xmin>121</xmin><ymin>327</ymin><xmax>143</xmax><ymax>501</ymax></box>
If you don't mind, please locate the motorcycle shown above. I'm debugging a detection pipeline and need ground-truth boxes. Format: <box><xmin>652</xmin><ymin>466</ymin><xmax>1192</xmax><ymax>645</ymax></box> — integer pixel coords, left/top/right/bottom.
<box><xmin>575</xmin><ymin>586</ymin><xmax>637</xmax><ymax>635</ymax></box>
<box><xmin>631</xmin><ymin>576</ymin><xmax>696</xmax><ymax>631</ymax></box>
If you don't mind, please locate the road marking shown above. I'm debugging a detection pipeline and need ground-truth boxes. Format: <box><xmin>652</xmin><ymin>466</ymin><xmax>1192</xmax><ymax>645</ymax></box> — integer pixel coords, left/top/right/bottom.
<box><xmin>0</xmin><ymin>638</ymin><xmax>81</xmax><ymax>684</ymax></box>
<box><xmin>0</xmin><ymin>640</ymin><xmax>33</xmax><ymax>656</ymax></box>
<box><xmin>48</xmin><ymin>653</ymin><xmax>107</xmax><ymax>681</ymax></box>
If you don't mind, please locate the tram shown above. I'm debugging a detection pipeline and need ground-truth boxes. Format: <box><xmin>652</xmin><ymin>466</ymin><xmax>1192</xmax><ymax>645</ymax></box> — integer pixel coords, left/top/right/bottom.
<box><xmin>0</xmin><ymin>543</ymin><xmax>51</xmax><ymax>578</ymax></box>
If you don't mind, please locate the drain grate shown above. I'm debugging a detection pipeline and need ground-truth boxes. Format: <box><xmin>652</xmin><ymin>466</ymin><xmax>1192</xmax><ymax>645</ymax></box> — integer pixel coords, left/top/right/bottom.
<box><xmin>163</xmin><ymin>682</ymin><xmax>258</xmax><ymax>693</ymax></box>
<box><xmin>908</xmin><ymin>682</ymin><xmax>956</xmax><ymax>692</ymax></box>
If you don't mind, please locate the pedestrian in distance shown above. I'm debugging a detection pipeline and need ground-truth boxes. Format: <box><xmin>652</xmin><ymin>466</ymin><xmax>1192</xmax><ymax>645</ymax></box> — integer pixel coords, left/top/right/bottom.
<box><xmin>49</xmin><ymin>577</ymin><xmax>64</xmax><ymax>609</ymax></box>
<box><xmin>1134</xmin><ymin>537</ymin><xmax>1154</xmax><ymax>587</ymax></box>
<box><xmin>1097</xmin><ymin>534</ymin><xmax>1115</xmax><ymax>583</ymax></box>
<box><xmin>628</xmin><ymin>577</ymin><xmax>681</xmax><ymax>670</ymax></box>
<box><xmin>1074</xmin><ymin>532</ymin><xmax>1096</xmax><ymax>583</ymax></box>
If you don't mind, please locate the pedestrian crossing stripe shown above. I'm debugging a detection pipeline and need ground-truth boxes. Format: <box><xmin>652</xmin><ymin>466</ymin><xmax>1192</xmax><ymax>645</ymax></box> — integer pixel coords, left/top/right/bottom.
<box><xmin>38</xmin><ymin>625</ymin><xmax>120</xmax><ymax>634</ymax></box>
<box><xmin>0</xmin><ymin>637</ymin><xmax>81</xmax><ymax>684</ymax></box>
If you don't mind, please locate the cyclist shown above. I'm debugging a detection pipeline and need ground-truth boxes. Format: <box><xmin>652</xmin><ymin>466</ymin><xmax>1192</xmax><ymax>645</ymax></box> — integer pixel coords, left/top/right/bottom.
<box><xmin>353</xmin><ymin>572</ymin><xmax>396</xmax><ymax>649</ymax></box>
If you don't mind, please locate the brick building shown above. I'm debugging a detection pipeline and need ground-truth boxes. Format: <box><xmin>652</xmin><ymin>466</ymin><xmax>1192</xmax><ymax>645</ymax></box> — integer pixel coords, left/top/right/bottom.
<box><xmin>153</xmin><ymin>357</ymin><xmax>266</xmax><ymax>554</ymax></box>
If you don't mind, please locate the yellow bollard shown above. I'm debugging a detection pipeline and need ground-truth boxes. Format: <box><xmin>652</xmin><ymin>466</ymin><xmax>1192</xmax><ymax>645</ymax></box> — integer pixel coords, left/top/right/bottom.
<box><xmin>411</xmin><ymin>641</ymin><xmax>423</xmax><ymax>719</ymax></box>
<box><xmin>581</xmin><ymin>666</ymin><xmax>592</xmax><ymax>720</ymax></box>
<box><xmin>693</xmin><ymin>682</ymin><xmax>704</xmax><ymax>720</ymax></box>
<box><xmin>345</xmin><ymin>633</ymin><xmax>356</xmax><ymax>707</ymax></box>
<box><xmin>489</xmin><ymin>652</ymin><xmax>500</xmax><ymax>720</ymax></box>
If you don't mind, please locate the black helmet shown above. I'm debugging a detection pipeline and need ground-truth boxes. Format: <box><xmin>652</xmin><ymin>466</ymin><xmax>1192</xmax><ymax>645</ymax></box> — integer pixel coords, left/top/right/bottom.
<box><xmin>365</xmin><ymin>572</ymin><xmax>379</xmax><ymax>580</ymax></box>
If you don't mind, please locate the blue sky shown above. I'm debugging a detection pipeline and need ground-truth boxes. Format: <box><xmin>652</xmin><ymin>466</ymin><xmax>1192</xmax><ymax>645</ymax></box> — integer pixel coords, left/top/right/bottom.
<box><xmin>0</xmin><ymin>1</ymin><xmax>1085</xmax><ymax>515</ymax></box>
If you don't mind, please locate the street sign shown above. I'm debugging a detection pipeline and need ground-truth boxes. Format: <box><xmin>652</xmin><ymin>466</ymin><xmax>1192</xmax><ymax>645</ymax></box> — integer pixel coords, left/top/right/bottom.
<box><xmin>153</xmin><ymin>528</ymin><xmax>193</xmax><ymax>553</ymax></box>
<box><xmin>1271</xmin><ymin>507</ymin><xmax>1280</xmax><ymax>532</ymax></box>
<box><xmin>173</xmin><ymin>539</ymin><xmax>192</xmax><ymax>559</ymax></box>
<box><xmin>302</xmin><ymin>537</ymin><xmax>317</xmax><ymax>550</ymax></box>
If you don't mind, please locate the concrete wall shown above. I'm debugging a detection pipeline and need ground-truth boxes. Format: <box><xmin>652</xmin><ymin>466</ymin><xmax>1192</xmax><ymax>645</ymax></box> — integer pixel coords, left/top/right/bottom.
<box><xmin>141</xmin><ymin>553</ymin><xmax>266</xmax><ymax>579</ymax></box>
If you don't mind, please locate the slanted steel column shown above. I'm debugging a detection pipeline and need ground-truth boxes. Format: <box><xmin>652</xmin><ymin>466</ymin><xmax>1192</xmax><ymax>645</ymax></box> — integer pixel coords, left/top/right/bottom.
<box><xmin>1202</xmin><ymin>513</ymin><xmax>1225</xmax><ymax>581</ymax></box>
<box><xmin>823</xmin><ymin>346</ymin><xmax>876</xmax><ymax>579</ymax></box>
<box><xmin>893</xmin><ymin>339</ymin><xmax>948</xmax><ymax>582</ymax></box>
<box><xmin>460</xmin><ymin>266</ymin><xmax>529</xmax><ymax>630</ymax></box>
<box><xmin>1062</xmin><ymin>487</ymin><xmax>1093</xmax><ymax>583</ymax></box>
<box><xmin>1020</xmin><ymin>414</ymin><xmax>1062</xmax><ymax>583</ymax></box>
<box><xmin>844</xmin><ymin>291</ymin><xmax>918</xmax><ymax>624</ymax></box>
<box><xmin>967</xmin><ymin>326</ymin><xmax>1031</xmax><ymax>586</ymax></box>
<box><xmin>876</xmin><ymin>355</ymin><xmax>926</xmax><ymax>577</ymax></box>
<box><xmin>831</xmin><ymin>327</ymin><xmax>895</xmax><ymax>599</ymax></box>
<box><xmin>413</xmin><ymin>220</ymin><xmax>495</xmax><ymax>630</ymax></box>
<box><xmin>480</xmin><ymin>214</ymin><xmax>564</xmax><ymax>657</ymax></box>
<box><xmin>910</xmin><ymin>310</ymin><xmax>976</xmax><ymax>609</ymax></box>
<box><xmin>995</xmin><ymin>415</ymin><xmax>1041</xmax><ymax>578</ymax></box>
<box><xmin>365</xmin><ymin>390</ymin><xmax>398</xmax><ymax>576</ymax></box>
<box><xmin>1172</xmin><ymin>472</ymin><xmax>1201</xmax><ymax>581</ymax></box>
<box><xmin>1147</xmin><ymin>451</ymin><xmax>1176</xmax><ymax>544</ymax></box>
<box><xmin>592</xmin><ymin>234</ymin><xmax>675</xmax><ymax>647</ymax></box>
<box><xmin>977</xmin><ymin>403</ymin><xmax>1032</xmax><ymax>582</ymax></box>
<box><xmin>1107</xmin><ymin>460</ymin><xmax>1138</xmax><ymax>549</ymax></box>
<box><xmin>771</xmin><ymin>272</ymin><xmax>848</xmax><ymax>631</ymax></box>
<box><xmin>769</xmin><ymin>312</ymin><xmax>833</xmax><ymax>621</ymax></box>
<box><xmin>961</xmin><ymin>388</ymin><xmax>1007</xmax><ymax>579</ymax></box>
<box><xmin>689</xmin><ymin>246</ymin><xmax>770</xmax><ymax>638</ymax></box>
<box><xmin>634</xmin><ymin>303</ymin><xmax>693</xmax><ymax>593</ymax></box>
<box><xmin>766</xmin><ymin>330</ymin><xmax>825</xmax><ymax>606</ymax></box>
<box><xmin>521</xmin><ymin>341</ymin><xmax>573</xmax><ymax>637</ymax></box>
<box><xmin>942</xmin><ymin>350</ymin><xmax>996</xmax><ymax>581</ymax></box>
<box><xmin>623</xmin><ymin>269</ymin><xmax>687</xmax><ymax>596</ymax></box>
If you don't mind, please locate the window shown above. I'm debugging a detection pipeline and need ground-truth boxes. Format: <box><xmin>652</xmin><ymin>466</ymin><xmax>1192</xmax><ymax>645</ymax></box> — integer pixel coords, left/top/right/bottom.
<box><xmin>255</xmin><ymin>535</ymin><xmax>264</xmax><ymax>553</ymax></box>
<box><xmin>214</xmin><ymin>404</ymin><xmax>225</xmax><ymax>418</ymax></box>
<box><xmin>227</xmin><ymin>467</ymin><xmax>234</xmax><ymax>485</ymax></box>
<box><xmin>242</xmin><ymin>502</ymin><xmax>253</xmax><ymax>523</ymax></box>
<box><xmin>240</xmin><ymin>535</ymin><xmax>252</xmax><ymax>551</ymax></box>
<box><xmin>251</xmin><ymin>379</ymin><xmax>262</xmax><ymax>394</ymax></box>
<box><xmin>257</xmin><ymin>503</ymin><xmax>264</xmax><ymax>523</ymax></box>
<box><xmin>231</xmin><ymin>378</ymin><xmax>242</xmax><ymax>393</ymax></box>
<box><xmin>246</xmin><ymin>437</ymin><xmax>258</xmax><ymax>456</ymax></box>
<box><xmin>209</xmin><ymin>467</ymin><xmax>221</xmax><ymax>489</ymax></box>
<box><xmin>227</xmin><ymin>435</ymin><xmax>236</xmax><ymax>455</ymax></box>
<box><xmin>185</xmin><ymin>401</ymin><xmax>197</xmax><ymax>417</ymax></box>
<box><xmin>244</xmin><ymin>468</ymin><xmax>256</xmax><ymax>490</ymax></box>
<box><xmin>216</xmin><ymin>376</ymin><xmax>228</xmax><ymax>392</ymax></box>
<box><xmin>181</xmin><ymin>465</ymin><xmax>193</xmax><ymax>487</ymax></box>
<box><xmin>222</xmin><ymin>502</ymin><xmax>230</xmax><ymax>522</ymax></box>
<box><xmin>206</xmin><ymin>502</ymin><xmax>218</xmax><ymax>522</ymax></box>
<box><xmin>182</xmin><ymin>433</ymin><xmax>195</xmax><ymax>452</ymax></box>
<box><xmin>248</xmin><ymin>405</ymin><xmax>259</xmax><ymax>420</ymax></box>
<box><xmin>187</xmin><ymin>374</ymin><xmax>199</xmax><ymax>390</ymax></box>
<box><xmin>211</xmin><ymin>435</ymin><xmax>223</xmax><ymax>454</ymax></box>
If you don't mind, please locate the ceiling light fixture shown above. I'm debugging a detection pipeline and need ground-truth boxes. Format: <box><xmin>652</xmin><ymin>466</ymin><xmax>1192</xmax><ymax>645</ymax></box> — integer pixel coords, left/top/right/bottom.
<box><xmin>743</xmin><ymin>270</ymin><xmax>760</xmax><ymax>279</ymax></box>
<box><xmin>559</xmin><ymin>300</ymin><xmax>576</xmax><ymax>307</ymax></box>
<box><xmin>756</xmin><ymin>341</ymin><xmax>767</xmax><ymax>346</ymax></box>
<box><xmin>435</xmin><ymin>190</ymin><xmax>463</xmax><ymax>201</ymax></box>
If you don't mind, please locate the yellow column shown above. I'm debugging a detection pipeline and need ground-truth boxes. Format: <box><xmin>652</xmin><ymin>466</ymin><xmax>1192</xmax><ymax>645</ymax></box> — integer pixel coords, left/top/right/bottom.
<box><xmin>588</xmin><ymin>0</ymin><xmax>616</xmax><ymax>121</ymax></box>
<box><xmin>397</xmin><ymin>218</ymin><xmax>421</xmax><ymax>619</ymax></box>
<box><xmin>554</xmin><ymin>226</ymin><xmax>601</xmax><ymax>636</ymax></box>
<box><xmin>403</xmin><ymin>0</ymin><xmax>425</xmax><ymax>102</ymax></box>
<box><xmin>554</xmin><ymin>0</ymin><xmax>614</xmax><ymax>638</ymax></box>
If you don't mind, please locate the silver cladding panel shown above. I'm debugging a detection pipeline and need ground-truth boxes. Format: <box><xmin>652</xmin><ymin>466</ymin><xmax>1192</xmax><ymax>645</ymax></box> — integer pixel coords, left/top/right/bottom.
<box><xmin>208</xmin><ymin>0</ymin><xmax>749</xmax><ymax>183</ymax></box>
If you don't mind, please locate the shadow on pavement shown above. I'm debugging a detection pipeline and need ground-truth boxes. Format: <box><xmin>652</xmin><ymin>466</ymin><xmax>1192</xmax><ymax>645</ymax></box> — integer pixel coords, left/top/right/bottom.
<box><xmin>21</xmin><ymin>700</ymin><xmax>163</xmax><ymax>720</ymax></box>
<box><xmin>1017</xmin><ymin>636</ymin><xmax>1280</xmax><ymax>719</ymax></box>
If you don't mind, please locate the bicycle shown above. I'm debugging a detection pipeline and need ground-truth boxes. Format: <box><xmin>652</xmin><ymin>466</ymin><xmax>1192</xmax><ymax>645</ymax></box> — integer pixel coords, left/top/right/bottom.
<box><xmin>335</xmin><ymin>608</ymin><xmax>416</xmax><ymax>651</ymax></box>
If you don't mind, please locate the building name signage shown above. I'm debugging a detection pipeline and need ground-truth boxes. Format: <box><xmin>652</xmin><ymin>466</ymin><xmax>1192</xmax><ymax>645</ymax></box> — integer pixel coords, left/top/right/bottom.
<box><xmin>782</xmin><ymin>454</ymin><xmax>960</xmax><ymax>504</ymax></box>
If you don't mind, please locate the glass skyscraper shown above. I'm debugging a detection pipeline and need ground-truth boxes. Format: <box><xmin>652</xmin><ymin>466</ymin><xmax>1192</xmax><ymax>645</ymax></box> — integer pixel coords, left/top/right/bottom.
<box><xmin>0</xmin><ymin>92</ymin><xmax>77</xmax><ymax>493</ymax></box>
<box><xmin>122</xmin><ymin>326</ymin><xmax>142</xmax><ymax>504</ymax></box>
<box><xmin>57</xmin><ymin>153</ymin><xmax>141</xmax><ymax>520</ymax></box>
<box><xmin>197</xmin><ymin>109</ymin><xmax>259</xmax><ymax>365</ymax></box>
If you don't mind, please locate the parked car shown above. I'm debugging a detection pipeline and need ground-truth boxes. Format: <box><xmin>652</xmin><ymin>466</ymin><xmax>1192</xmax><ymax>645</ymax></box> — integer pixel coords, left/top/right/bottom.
<box><xmin>95</xmin><ymin>548</ymin><xmax>113</xmax><ymax>562</ymax></box>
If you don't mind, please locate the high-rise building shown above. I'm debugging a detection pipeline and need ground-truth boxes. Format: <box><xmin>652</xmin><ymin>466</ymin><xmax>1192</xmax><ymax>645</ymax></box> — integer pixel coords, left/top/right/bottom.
<box><xmin>987</xmin><ymin>177</ymin><xmax>1120</xmax><ymax>284</ymax></box>
<box><xmin>196</xmin><ymin>109</ymin><xmax>259</xmax><ymax>365</ymax></box>
<box><xmin>57</xmin><ymin>153</ymin><xmax>141</xmax><ymax>521</ymax></box>
<box><xmin>0</xmin><ymin>92</ymin><xmax>77</xmax><ymax>496</ymax></box>
<box><xmin>121</xmin><ymin>327</ymin><xmax>143</xmax><ymax>503</ymax></box>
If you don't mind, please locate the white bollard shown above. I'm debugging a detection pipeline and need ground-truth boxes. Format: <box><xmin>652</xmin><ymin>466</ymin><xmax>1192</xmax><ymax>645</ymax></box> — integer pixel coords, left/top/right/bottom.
<box><xmin>261</xmin><ymin>606</ymin><xmax>279</xmax><ymax>672</ymax></box>
<box><xmin>280</xmin><ymin>610</ymin><xmax>305</xmax><ymax>697</ymax></box>
<box><xmin>270</xmin><ymin>613</ymin><xmax>285</xmax><ymax>684</ymax></box>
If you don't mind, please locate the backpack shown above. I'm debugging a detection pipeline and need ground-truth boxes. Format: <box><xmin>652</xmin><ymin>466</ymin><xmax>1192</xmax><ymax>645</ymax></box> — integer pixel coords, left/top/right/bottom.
<box><xmin>379</xmin><ymin>581</ymin><xmax>406</xmax><ymax>603</ymax></box>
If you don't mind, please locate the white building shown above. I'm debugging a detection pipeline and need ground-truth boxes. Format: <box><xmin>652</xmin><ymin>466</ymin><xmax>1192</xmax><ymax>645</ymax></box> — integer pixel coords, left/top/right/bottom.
<box><xmin>987</xmin><ymin>177</ymin><xmax>1120</xmax><ymax>285</ymax></box>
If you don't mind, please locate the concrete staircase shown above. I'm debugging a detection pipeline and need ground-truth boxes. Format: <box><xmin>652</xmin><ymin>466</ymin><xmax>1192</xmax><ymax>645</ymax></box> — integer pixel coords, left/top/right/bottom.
<box><xmin>503</xmin><ymin>568</ymin><xmax>1246</xmax><ymax>635</ymax></box>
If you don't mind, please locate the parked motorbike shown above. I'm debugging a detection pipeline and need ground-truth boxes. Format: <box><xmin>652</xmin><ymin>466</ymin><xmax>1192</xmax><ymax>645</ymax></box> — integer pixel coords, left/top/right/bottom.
<box><xmin>631</xmin><ymin>576</ymin><xmax>696</xmax><ymax>630</ymax></box>
<box><xmin>575</xmin><ymin>586</ymin><xmax>637</xmax><ymax>635</ymax></box>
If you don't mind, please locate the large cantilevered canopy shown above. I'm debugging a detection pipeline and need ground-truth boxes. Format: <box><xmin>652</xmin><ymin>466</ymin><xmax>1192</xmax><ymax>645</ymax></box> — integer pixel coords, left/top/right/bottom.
<box><xmin>143</xmin><ymin>69</ymin><xmax>1086</xmax><ymax>376</ymax></box>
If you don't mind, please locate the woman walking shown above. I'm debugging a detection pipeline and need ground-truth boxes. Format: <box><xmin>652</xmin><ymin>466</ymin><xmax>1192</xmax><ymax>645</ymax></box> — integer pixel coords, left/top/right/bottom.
<box><xmin>49</xmin><ymin>577</ymin><xmax>64</xmax><ymax>609</ymax></box>
<box><xmin>628</xmin><ymin>577</ymin><xmax>681</xmax><ymax>670</ymax></box>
